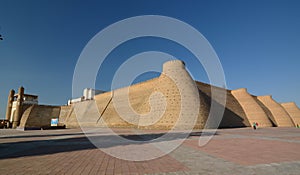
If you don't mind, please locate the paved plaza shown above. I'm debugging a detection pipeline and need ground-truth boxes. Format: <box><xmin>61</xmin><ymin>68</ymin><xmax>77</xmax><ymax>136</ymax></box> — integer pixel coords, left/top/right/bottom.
<box><xmin>0</xmin><ymin>127</ymin><xmax>300</xmax><ymax>174</ymax></box>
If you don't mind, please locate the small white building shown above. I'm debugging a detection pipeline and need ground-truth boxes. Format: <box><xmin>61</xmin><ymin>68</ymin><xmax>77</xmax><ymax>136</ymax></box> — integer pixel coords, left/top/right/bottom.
<box><xmin>83</xmin><ymin>88</ymin><xmax>105</xmax><ymax>100</ymax></box>
<box><xmin>68</xmin><ymin>88</ymin><xmax>105</xmax><ymax>105</ymax></box>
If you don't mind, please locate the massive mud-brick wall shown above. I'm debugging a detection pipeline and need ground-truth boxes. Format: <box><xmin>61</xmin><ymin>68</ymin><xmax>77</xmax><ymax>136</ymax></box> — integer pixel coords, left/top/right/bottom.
<box><xmin>145</xmin><ymin>60</ymin><xmax>201</xmax><ymax>129</ymax></box>
<box><xmin>60</xmin><ymin>60</ymin><xmax>300</xmax><ymax>129</ymax></box>
<box><xmin>17</xmin><ymin>60</ymin><xmax>300</xmax><ymax>129</ymax></box>
<box><xmin>281</xmin><ymin>102</ymin><xmax>300</xmax><ymax>126</ymax></box>
<box><xmin>253</xmin><ymin>97</ymin><xmax>277</xmax><ymax>126</ymax></box>
<box><xmin>58</xmin><ymin>105</ymin><xmax>71</xmax><ymax>124</ymax></box>
<box><xmin>231</xmin><ymin>88</ymin><xmax>273</xmax><ymax>127</ymax></box>
<box><xmin>63</xmin><ymin>60</ymin><xmax>203</xmax><ymax>129</ymax></box>
<box><xmin>61</xmin><ymin>60</ymin><xmax>262</xmax><ymax>129</ymax></box>
<box><xmin>257</xmin><ymin>96</ymin><xmax>295</xmax><ymax>127</ymax></box>
<box><xmin>196</xmin><ymin>82</ymin><xmax>250</xmax><ymax>128</ymax></box>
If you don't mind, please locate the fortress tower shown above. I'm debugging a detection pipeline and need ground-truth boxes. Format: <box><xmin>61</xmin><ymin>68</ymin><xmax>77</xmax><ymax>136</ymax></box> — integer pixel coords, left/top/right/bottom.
<box><xmin>5</xmin><ymin>89</ymin><xmax>15</xmax><ymax>122</ymax></box>
<box><xmin>4</xmin><ymin>87</ymin><xmax>39</xmax><ymax>129</ymax></box>
<box><xmin>142</xmin><ymin>60</ymin><xmax>200</xmax><ymax>129</ymax></box>
<box><xmin>12</xmin><ymin>86</ymin><xmax>24</xmax><ymax>128</ymax></box>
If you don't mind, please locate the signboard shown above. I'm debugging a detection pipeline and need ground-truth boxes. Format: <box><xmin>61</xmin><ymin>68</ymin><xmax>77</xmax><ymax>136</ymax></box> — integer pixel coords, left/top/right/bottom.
<box><xmin>51</xmin><ymin>118</ymin><xmax>58</xmax><ymax>126</ymax></box>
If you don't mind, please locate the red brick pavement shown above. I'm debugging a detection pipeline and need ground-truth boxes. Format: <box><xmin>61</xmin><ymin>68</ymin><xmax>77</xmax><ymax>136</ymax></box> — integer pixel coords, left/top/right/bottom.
<box><xmin>2</xmin><ymin>128</ymin><xmax>300</xmax><ymax>174</ymax></box>
<box><xmin>184</xmin><ymin>138</ymin><xmax>300</xmax><ymax>165</ymax></box>
<box><xmin>0</xmin><ymin>147</ymin><xmax>188</xmax><ymax>175</ymax></box>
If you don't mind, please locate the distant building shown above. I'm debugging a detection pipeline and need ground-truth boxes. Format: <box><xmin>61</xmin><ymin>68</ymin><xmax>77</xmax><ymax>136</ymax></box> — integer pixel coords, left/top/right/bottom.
<box><xmin>9</xmin><ymin>94</ymin><xmax>38</xmax><ymax>122</ymax></box>
<box><xmin>67</xmin><ymin>88</ymin><xmax>105</xmax><ymax>105</ymax></box>
<box><xmin>5</xmin><ymin>87</ymin><xmax>39</xmax><ymax>128</ymax></box>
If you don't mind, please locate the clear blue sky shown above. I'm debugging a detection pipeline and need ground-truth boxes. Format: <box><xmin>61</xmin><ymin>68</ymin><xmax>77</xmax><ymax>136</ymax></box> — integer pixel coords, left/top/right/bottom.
<box><xmin>1</xmin><ymin>0</ymin><xmax>300</xmax><ymax>118</ymax></box>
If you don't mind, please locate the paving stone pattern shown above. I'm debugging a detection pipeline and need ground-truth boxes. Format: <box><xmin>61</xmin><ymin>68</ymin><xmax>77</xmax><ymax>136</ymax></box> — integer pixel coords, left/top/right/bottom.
<box><xmin>1</xmin><ymin>127</ymin><xmax>300</xmax><ymax>174</ymax></box>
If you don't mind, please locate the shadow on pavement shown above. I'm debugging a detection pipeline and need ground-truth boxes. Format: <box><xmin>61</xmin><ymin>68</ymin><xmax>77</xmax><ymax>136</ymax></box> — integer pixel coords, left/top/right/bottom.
<box><xmin>0</xmin><ymin>131</ymin><xmax>217</xmax><ymax>159</ymax></box>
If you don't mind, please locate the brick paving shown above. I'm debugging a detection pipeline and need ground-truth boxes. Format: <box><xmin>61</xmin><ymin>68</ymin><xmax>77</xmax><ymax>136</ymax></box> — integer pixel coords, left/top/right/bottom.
<box><xmin>0</xmin><ymin>127</ymin><xmax>300</xmax><ymax>174</ymax></box>
<box><xmin>184</xmin><ymin>138</ymin><xmax>300</xmax><ymax>165</ymax></box>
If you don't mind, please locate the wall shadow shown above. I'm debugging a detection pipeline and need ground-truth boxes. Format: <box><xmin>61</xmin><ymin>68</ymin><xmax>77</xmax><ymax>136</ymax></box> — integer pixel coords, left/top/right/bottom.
<box><xmin>0</xmin><ymin>132</ymin><xmax>85</xmax><ymax>139</ymax></box>
<box><xmin>0</xmin><ymin>131</ymin><xmax>216</xmax><ymax>159</ymax></box>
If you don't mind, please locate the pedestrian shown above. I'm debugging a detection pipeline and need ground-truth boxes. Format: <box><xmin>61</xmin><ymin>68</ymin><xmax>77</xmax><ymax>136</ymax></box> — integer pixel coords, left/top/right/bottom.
<box><xmin>252</xmin><ymin>122</ymin><xmax>257</xmax><ymax>130</ymax></box>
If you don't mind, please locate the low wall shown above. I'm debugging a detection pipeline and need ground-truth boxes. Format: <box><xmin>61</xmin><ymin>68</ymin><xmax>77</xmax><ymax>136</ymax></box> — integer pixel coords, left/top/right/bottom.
<box><xmin>19</xmin><ymin>105</ymin><xmax>61</xmax><ymax>129</ymax></box>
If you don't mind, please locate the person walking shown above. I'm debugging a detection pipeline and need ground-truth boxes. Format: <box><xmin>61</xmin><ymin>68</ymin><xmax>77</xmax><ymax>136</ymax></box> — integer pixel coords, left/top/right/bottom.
<box><xmin>252</xmin><ymin>122</ymin><xmax>257</xmax><ymax>130</ymax></box>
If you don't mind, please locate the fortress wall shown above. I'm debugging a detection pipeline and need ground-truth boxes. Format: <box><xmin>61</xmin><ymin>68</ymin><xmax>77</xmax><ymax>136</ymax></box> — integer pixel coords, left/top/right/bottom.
<box><xmin>19</xmin><ymin>105</ymin><xmax>34</xmax><ymax>128</ymax></box>
<box><xmin>196</xmin><ymin>82</ymin><xmax>250</xmax><ymax>128</ymax></box>
<box><xmin>63</xmin><ymin>104</ymin><xmax>78</xmax><ymax>128</ymax></box>
<box><xmin>67</xmin><ymin>60</ymin><xmax>203</xmax><ymax>130</ymax></box>
<box><xmin>257</xmin><ymin>96</ymin><xmax>294</xmax><ymax>127</ymax></box>
<box><xmin>95</xmin><ymin>91</ymin><xmax>114</xmax><ymax>116</ymax></box>
<box><xmin>13</xmin><ymin>60</ymin><xmax>298</xmax><ymax>130</ymax></box>
<box><xmin>59</xmin><ymin>105</ymin><xmax>71</xmax><ymax>123</ymax></box>
<box><xmin>48</xmin><ymin>60</ymin><xmax>299</xmax><ymax>130</ymax></box>
<box><xmin>146</xmin><ymin>60</ymin><xmax>201</xmax><ymax>129</ymax></box>
<box><xmin>96</xmin><ymin>78</ymin><xmax>157</xmax><ymax>128</ymax></box>
<box><xmin>95</xmin><ymin>60</ymin><xmax>201</xmax><ymax>129</ymax></box>
<box><xmin>231</xmin><ymin>88</ymin><xmax>273</xmax><ymax>127</ymax></box>
<box><xmin>61</xmin><ymin>78</ymin><xmax>158</xmax><ymax>128</ymax></box>
<box><xmin>253</xmin><ymin>97</ymin><xmax>277</xmax><ymax>126</ymax></box>
<box><xmin>62</xmin><ymin>100</ymin><xmax>101</xmax><ymax>128</ymax></box>
<box><xmin>197</xmin><ymin>90</ymin><xmax>211</xmax><ymax>128</ymax></box>
<box><xmin>61</xmin><ymin>90</ymin><xmax>115</xmax><ymax>128</ymax></box>
<box><xmin>61</xmin><ymin>60</ymin><xmax>257</xmax><ymax>130</ymax></box>
<box><xmin>19</xmin><ymin>105</ymin><xmax>61</xmax><ymax>129</ymax></box>
<box><xmin>281</xmin><ymin>102</ymin><xmax>300</xmax><ymax>126</ymax></box>
<box><xmin>21</xmin><ymin>104</ymin><xmax>33</xmax><ymax>115</ymax></box>
<box><xmin>223</xmin><ymin>91</ymin><xmax>250</xmax><ymax>127</ymax></box>
<box><xmin>70</xmin><ymin>100</ymin><xmax>101</xmax><ymax>127</ymax></box>
<box><xmin>220</xmin><ymin>90</ymin><xmax>250</xmax><ymax>128</ymax></box>
<box><xmin>138</xmin><ymin>74</ymin><xmax>199</xmax><ymax>129</ymax></box>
